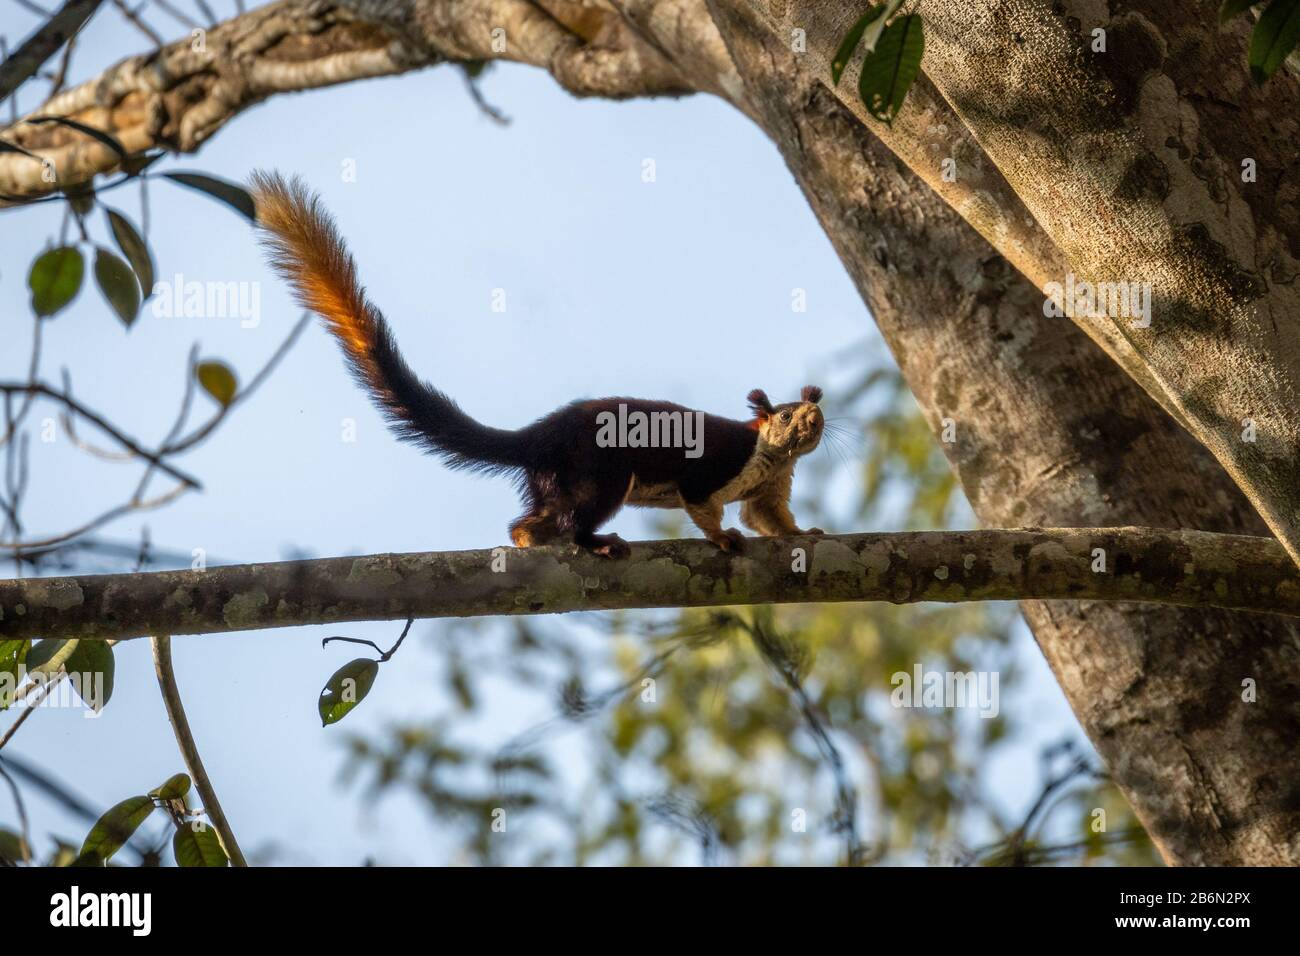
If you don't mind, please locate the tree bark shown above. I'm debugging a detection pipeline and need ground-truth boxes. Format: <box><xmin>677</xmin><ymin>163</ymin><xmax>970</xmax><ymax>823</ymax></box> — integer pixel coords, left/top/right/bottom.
<box><xmin>709</xmin><ymin>0</ymin><xmax>1300</xmax><ymax>866</ymax></box>
<box><xmin>758</xmin><ymin>0</ymin><xmax>1300</xmax><ymax>570</ymax></box>
<box><xmin>1</xmin><ymin>529</ymin><xmax>1297</xmax><ymax>641</ymax></box>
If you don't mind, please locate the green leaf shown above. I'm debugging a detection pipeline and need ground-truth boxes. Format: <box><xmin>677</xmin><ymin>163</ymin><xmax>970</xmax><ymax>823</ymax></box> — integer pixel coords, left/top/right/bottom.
<box><xmin>104</xmin><ymin>206</ymin><xmax>155</xmax><ymax>300</ymax></box>
<box><xmin>196</xmin><ymin>361</ymin><xmax>238</xmax><ymax>407</ymax></box>
<box><xmin>858</xmin><ymin>14</ymin><xmax>925</xmax><ymax>124</ymax></box>
<box><xmin>94</xmin><ymin>247</ymin><xmax>141</xmax><ymax>327</ymax></box>
<box><xmin>79</xmin><ymin>795</ymin><xmax>154</xmax><ymax>864</ymax></box>
<box><xmin>0</xmin><ymin>828</ymin><xmax>30</xmax><ymax>864</ymax></box>
<box><xmin>28</xmin><ymin>246</ymin><xmax>84</xmax><ymax>317</ymax></box>
<box><xmin>1221</xmin><ymin>0</ymin><xmax>1259</xmax><ymax>22</ymax></box>
<box><xmin>0</xmin><ymin>639</ymin><xmax>28</xmax><ymax>710</ymax></box>
<box><xmin>1249</xmin><ymin>0</ymin><xmax>1300</xmax><ymax>81</ymax></box>
<box><xmin>26</xmin><ymin>638</ymin><xmax>80</xmax><ymax>675</ymax></box>
<box><xmin>831</xmin><ymin>6</ymin><xmax>887</xmax><ymax>85</ymax></box>
<box><xmin>64</xmin><ymin>639</ymin><xmax>115</xmax><ymax>711</ymax></box>
<box><xmin>319</xmin><ymin>658</ymin><xmax>380</xmax><ymax>726</ymax></box>
<box><xmin>162</xmin><ymin>172</ymin><xmax>257</xmax><ymax>222</ymax></box>
<box><xmin>173</xmin><ymin>822</ymin><xmax>229</xmax><ymax>867</ymax></box>
<box><xmin>150</xmin><ymin>773</ymin><xmax>192</xmax><ymax>801</ymax></box>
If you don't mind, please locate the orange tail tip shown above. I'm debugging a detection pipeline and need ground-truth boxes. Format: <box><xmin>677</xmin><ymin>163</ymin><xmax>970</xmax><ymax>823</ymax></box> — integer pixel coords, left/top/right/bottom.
<box><xmin>248</xmin><ymin>170</ymin><xmax>378</xmax><ymax>374</ymax></box>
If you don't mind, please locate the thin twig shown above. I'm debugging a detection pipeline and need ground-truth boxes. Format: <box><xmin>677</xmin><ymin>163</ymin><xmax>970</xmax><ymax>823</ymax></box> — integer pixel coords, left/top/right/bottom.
<box><xmin>146</xmin><ymin>0</ymin><xmax>197</xmax><ymax>29</ymax></box>
<box><xmin>161</xmin><ymin>313</ymin><xmax>310</xmax><ymax>456</ymax></box>
<box><xmin>0</xmin><ymin>479</ymin><xmax>188</xmax><ymax>551</ymax></box>
<box><xmin>0</xmin><ymin>381</ymin><xmax>201</xmax><ymax>489</ymax></box>
<box><xmin>150</xmin><ymin>634</ymin><xmax>247</xmax><ymax>866</ymax></box>
<box><xmin>0</xmin><ymin>673</ymin><xmax>59</xmax><ymax>751</ymax></box>
<box><xmin>132</xmin><ymin>344</ymin><xmax>199</xmax><ymax>501</ymax></box>
<box><xmin>321</xmin><ymin>617</ymin><xmax>413</xmax><ymax>662</ymax></box>
<box><xmin>462</xmin><ymin>68</ymin><xmax>510</xmax><ymax>126</ymax></box>
<box><xmin>109</xmin><ymin>0</ymin><xmax>163</xmax><ymax>47</ymax></box>
<box><xmin>46</xmin><ymin>33</ymin><xmax>75</xmax><ymax>95</ymax></box>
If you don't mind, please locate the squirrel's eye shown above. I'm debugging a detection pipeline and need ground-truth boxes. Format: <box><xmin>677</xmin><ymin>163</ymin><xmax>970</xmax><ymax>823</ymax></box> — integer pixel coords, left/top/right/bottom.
<box><xmin>780</xmin><ymin>411</ymin><xmax>792</xmax><ymax>423</ymax></box>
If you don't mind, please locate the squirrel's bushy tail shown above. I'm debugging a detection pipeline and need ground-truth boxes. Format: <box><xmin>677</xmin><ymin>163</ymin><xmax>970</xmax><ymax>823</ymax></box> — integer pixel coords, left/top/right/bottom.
<box><xmin>249</xmin><ymin>171</ymin><xmax>527</xmax><ymax>475</ymax></box>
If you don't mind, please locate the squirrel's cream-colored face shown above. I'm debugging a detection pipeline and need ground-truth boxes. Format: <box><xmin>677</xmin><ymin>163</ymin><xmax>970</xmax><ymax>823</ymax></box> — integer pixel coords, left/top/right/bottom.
<box><xmin>757</xmin><ymin>400</ymin><xmax>824</xmax><ymax>457</ymax></box>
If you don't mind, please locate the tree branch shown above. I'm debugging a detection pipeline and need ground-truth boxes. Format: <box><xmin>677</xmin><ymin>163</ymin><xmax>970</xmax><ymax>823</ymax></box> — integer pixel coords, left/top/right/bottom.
<box><xmin>0</xmin><ymin>0</ymin><xmax>697</xmax><ymax>203</ymax></box>
<box><xmin>150</xmin><ymin>634</ymin><xmax>247</xmax><ymax>866</ymax></box>
<box><xmin>0</xmin><ymin>0</ymin><xmax>103</xmax><ymax>105</ymax></box>
<box><xmin>0</xmin><ymin>528</ymin><xmax>1294</xmax><ymax>642</ymax></box>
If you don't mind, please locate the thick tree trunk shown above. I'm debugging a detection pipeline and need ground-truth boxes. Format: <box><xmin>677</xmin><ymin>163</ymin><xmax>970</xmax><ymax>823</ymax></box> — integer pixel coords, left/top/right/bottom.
<box><xmin>710</xmin><ymin>0</ymin><xmax>1300</xmax><ymax>865</ymax></box>
<box><xmin>765</xmin><ymin>0</ymin><xmax>1300</xmax><ymax>570</ymax></box>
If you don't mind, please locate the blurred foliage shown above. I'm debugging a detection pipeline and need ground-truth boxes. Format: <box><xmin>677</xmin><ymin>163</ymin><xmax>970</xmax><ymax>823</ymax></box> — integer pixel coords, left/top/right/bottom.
<box><xmin>337</xmin><ymin>344</ymin><xmax>1158</xmax><ymax>866</ymax></box>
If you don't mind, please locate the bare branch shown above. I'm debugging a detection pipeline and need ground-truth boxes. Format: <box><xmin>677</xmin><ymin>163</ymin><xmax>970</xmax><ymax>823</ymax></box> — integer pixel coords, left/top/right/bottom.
<box><xmin>150</xmin><ymin>634</ymin><xmax>247</xmax><ymax>866</ymax></box>
<box><xmin>0</xmin><ymin>0</ymin><xmax>103</xmax><ymax>105</ymax></box>
<box><xmin>0</xmin><ymin>527</ymin><xmax>1295</xmax><ymax>643</ymax></box>
<box><xmin>109</xmin><ymin>0</ymin><xmax>164</xmax><ymax>47</ymax></box>
<box><xmin>0</xmin><ymin>381</ymin><xmax>201</xmax><ymax>489</ymax></box>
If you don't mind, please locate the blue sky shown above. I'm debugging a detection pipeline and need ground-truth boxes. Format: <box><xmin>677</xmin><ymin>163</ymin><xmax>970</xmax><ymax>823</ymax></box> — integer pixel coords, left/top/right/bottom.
<box><xmin>0</xmin><ymin>6</ymin><xmax>1082</xmax><ymax>864</ymax></box>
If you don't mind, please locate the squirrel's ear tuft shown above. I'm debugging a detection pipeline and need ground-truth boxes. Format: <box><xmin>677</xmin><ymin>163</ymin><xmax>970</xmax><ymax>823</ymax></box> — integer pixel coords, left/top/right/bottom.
<box><xmin>801</xmin><ymin>385</ymin><xmax>823</xmax><ymax>405</ymax></box>
<box><xmin>747</xmin><ymin>388</ymin><xmax>774</xmax><ymax>417</ymax></box>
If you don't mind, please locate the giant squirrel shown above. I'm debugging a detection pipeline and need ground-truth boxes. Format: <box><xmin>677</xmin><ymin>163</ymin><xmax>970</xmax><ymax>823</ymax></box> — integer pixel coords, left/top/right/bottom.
<box><xmin>250</xmin><ymin>172</ymin><xmax>826</xmax><ymax>559</ymax></box>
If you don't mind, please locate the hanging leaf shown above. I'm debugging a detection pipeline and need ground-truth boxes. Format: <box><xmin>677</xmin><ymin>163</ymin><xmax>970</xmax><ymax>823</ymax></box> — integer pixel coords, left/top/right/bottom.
<box><xmin>150</xmin><ymin>773</ymin><xmax>193</xmax><ymax>801</ymax></box>
<box><xmin>1248</xmin><ymin>0</ymin><xmax>1300</xmax><ymax>82</ymax></box>
<box><xmin>162</xmin><ymin>172</ymin><xmax>257</xmax><ymax>222</ymax></box>
<box><xmin>25</xmin><ymin>638</ymin><xmax>80</xmax><ymax>675</ymax></box>
<box><xmin>0</xmin><ymin>639</ymin><xmax>28</xmax><ymax>711</ymax></box>
<box><xmin>64</xmin><ymin>640</ymin><xmax>115</xmax><ymax>711</ymax></box>
<box><xmin>173</xmin><ymin>822</ymin><xmax>229</xmax><ymax>867</ymax></box>
<box><xmin>79</xmin><ymin>795</ymin><xmax>154</xmax><ymax>864</ymax></box>
<box><xmin>831</xmin><ymin>6</ymin><xmax>887</xmax><ymax>84</ymax></box>
<box><xmin>319</xmin><ymin>658</ymin><xmax>380</xmax><ymax>726</ymax></box>
<box><xmin>196</xmin><ymin>361</ymin><xmax>238</xmax><ymax>407</ymax></box>
<box><xmin>94</xmin><ymin>247</ymin><xmax>141</xmax><ymax>327</ymax></box>
<box><xmin>104</xmin><ymin>206</ymin><xmax>155</xmax><ymax>299</ymax></box>
<box><xmin>858</xmin><ymin>14</ymin><xmax>925</xmax><ymax>124</ymax></box>
<box><xmin>28</xmin><ymin>246</ymin><xmax>84</xmax><ymax>317</ymax></box>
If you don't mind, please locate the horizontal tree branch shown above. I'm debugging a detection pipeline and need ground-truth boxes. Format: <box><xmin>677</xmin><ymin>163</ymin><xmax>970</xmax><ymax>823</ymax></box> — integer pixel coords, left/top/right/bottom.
<box><xmin>0</xmin><ymin>527</ymin><xmax>1294</xmax><ymax>642</ymax></box>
